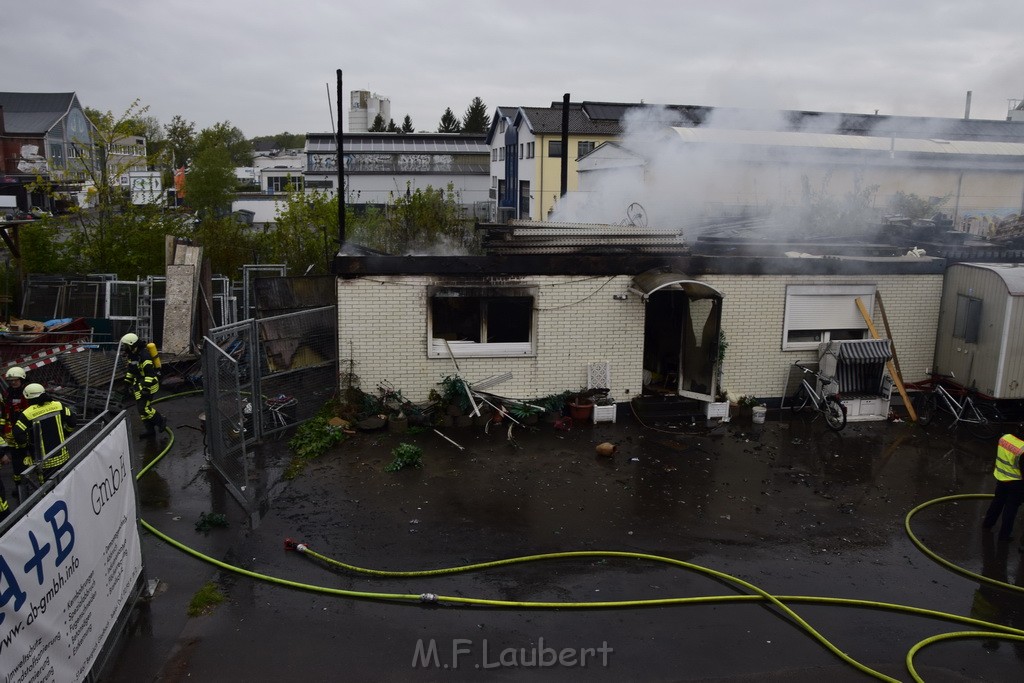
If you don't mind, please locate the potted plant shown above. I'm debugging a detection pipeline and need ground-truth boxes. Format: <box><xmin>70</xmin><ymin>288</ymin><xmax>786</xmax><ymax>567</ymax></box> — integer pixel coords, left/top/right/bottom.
<box><xmin>567</xmin><ymin>389</ymin><xmax>595</xmax><ymax>422</ymax></box>
<box><xmin>736</xmin><ymin>394</ymin><xmax>759</xmax><ymax>422</ymax></box>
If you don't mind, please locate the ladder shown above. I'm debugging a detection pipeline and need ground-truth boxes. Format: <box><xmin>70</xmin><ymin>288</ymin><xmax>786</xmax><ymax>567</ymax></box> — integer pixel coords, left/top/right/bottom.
<box><xmin>135</xmin><ymin>277</ymin><xmax>153</xmax><ymax>341</ymax></box>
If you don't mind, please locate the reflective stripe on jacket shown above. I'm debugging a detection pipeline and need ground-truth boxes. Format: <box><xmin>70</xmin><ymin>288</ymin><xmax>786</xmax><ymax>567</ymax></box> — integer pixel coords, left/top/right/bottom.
<box><xmin>993</xmin><ymin>434</ymin><xmax>1024</xmax><ymax>481</ymax></box>
<box><xmin>13</xmin><ymin>400</ymin><xmax>76</xmax><ymax>468</ymax></box>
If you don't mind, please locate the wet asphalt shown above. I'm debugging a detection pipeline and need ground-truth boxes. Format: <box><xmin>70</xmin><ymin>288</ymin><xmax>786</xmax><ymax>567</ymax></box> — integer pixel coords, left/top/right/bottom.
<box><xmin>102</xmin><ymin>398</ymin><xmax>1024</xmax><ymax>682</ymax></box>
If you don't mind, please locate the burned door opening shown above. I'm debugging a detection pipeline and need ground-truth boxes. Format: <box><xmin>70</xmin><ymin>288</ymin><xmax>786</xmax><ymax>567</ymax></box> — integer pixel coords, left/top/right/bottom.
<box><xmin>633</xmin><ymin>270</ymin><xmax>723</xmax><ymax>403</ymax></box>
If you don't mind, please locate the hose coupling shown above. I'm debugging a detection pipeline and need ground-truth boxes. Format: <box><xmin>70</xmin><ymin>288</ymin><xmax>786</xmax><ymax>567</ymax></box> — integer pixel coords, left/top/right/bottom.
<box><xmin>419</xmin><ymin>593</ymin><xmax>438</xmax><ymax>604</ymax></box>
<box><xmin>283</xmin><ymin>538</ymin><xmax>306</xmax><ymax>552</ymax></box>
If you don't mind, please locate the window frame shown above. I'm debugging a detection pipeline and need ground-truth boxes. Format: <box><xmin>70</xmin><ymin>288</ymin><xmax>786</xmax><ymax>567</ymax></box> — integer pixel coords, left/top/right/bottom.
<box><xmin>577</xmin><ymin>140</ymin><xmax>595</xmax><ymax>158</ymax></box>
<box><xmin>782</xmin><ymin>284</ymin><xmax>876</xmax><ymax>351</ymax></box>
<box><xmin>548</xmin><ymin>140</ymin><xmax>563</xmax><ymax>158</ymax></box>
<box><xmin>427</xmin><ymin>285</ymin><xmax>537</xmax><ymax>358</ymax></box>
<box><xmin>953</xmin><ymin>294</ymin><xmax>982</xmax><ymax>344</ymax></box>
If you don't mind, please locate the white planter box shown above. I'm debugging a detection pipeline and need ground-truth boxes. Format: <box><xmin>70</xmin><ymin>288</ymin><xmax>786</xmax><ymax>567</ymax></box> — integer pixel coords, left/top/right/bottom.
<box><xmin>593</xmin><ymin>404</ymin><xmax>617</xmax><ymax>423</ymax></box>
<box><xmin>705</xmin><ymin>401</ymin><xmax>730</xmax><ymax>419</ymax></box>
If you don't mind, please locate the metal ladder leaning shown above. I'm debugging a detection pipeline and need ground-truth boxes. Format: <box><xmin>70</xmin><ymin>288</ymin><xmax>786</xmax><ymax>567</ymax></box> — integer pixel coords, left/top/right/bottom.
<box><xmin>135</xmin><ymin>277</ymin><xmax>153</xmax><ymax>341</ymax></box>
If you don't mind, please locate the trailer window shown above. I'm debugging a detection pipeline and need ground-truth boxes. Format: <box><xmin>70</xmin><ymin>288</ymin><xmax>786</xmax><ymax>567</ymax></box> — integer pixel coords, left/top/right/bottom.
<box><xmin>953</xmin><ymin>295</ymin><xmax>982</xmax><ymax>344</ymax></box>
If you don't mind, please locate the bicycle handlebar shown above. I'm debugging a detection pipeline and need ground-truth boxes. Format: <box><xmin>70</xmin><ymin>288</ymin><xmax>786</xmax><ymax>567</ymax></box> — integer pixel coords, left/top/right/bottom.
<box><xmin>793</xmin><ymin>362</ymin><xmax>835</xmax><ymax>385</ymax></box>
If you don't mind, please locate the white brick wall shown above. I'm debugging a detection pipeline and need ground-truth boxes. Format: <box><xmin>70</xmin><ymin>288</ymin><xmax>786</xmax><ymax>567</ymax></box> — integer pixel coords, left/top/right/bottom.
<box><xmin>339</xmin><ymin>275</ymin><xmax>644</xmax><ymax>402</ymax></box>
<box><xmin>703</xmin><ymin>273</ymin><xmax>943</xmax><ymax>399</ymax></box>
<box><xmin>338</xmin><ymin>272</ymin><xmax>943</xmax><ymax>403</ymax></box>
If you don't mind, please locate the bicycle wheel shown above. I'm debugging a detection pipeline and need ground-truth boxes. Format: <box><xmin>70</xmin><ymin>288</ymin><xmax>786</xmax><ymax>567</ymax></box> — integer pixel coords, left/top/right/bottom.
<box><xmin>823</xmin><ymin>396</ymin><xmax>847</xmax><ymax>431</ymax></box>
<box><xmin>914</xmin><ymin>393</ymin><xmax>936</xmax><ymax>426</ymax></box>
<box><xmin>790</xmin><ymin>387</ymin><xmax>810</xmax><ymax>413</ymax></box>
<box><xmin>965</xmin><ymin>399</ymin><xmax>1004</xmax><ymax>440</ymax></box>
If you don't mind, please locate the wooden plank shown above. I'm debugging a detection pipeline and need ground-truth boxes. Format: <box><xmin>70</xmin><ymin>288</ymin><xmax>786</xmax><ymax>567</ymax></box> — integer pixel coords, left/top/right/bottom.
<box><xmin>856</xmin><ymin>297</ymin><xmax>917</xmax><ymax>422</ymax></box>
<box><xmin>874</xmin><ymin>291</ymin><xmax>903</xmax><ymax>378</ymax></box>
<box><xmin>162</xmin><ymin>264</ymin><xmax>195</xmax><ymax>355</ymax></box>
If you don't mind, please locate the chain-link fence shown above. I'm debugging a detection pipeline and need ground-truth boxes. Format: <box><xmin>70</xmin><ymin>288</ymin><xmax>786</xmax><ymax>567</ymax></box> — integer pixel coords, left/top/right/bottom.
<box><xmin>202</xmin><ymin>329</ymin><xmax>253</xmax><ymax>508</ymax></box>
<box><xmin>255</xmin><ymin>306</ymin><xmax>337</xmax><ymax>438</ymax></box>
<box><xmin>1</xmin><ymin>339</ymin><xmax>133</xmax><ymax>424</ymax></box>
<box><xmin>201</xmin><ymin>305</ymin><xmax>337</xmax><ymax>511</ymax></box>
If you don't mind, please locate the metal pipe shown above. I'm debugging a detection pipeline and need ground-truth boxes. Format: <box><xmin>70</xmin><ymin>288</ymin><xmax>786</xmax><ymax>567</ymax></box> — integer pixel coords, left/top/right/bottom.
<box><xmin>336</xmin><ymin>69</ymin><xmax>345</xmax><ymax>250</ymax></box>
<box><xmin>560</xmin><ymin>93</ymin><xmax>570</xmax><ymax>198</ymax></box>
<box><xmin>964</xmin><ymin>91</ymin><xmax>972</xmax><ymax>120</ymax></box>
<box><xmin>104</xmin><ymin>342</ymin><xmax>123</xmax><ymax>415</ymax></box>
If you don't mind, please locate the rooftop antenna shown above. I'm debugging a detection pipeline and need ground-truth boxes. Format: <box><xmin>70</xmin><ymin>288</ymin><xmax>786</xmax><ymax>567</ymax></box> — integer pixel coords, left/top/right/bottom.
<box><xmin>326</xmin><ymin>83</ymin><xmax>335</xmax><ymax>136</ymax></box>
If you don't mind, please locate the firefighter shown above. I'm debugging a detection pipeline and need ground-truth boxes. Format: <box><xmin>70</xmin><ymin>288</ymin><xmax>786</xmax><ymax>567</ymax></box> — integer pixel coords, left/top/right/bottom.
<box><xmin>1</xmin><ymin>366</ymin><xmax>29</xmax><ymax>495</ymax></box>
<box><xmin>12</xmin><ymin>383</ymin><xmax>77</xmax><ymax>482</ymax></box>
<box><xmin>120</xmin><ymin>333</ymin><xmax>166</xmax><ymax>438</ymax></box>
<box><xmin>982</xmin><ymin>433</ymin><xmax>1024</xmax><ymax>541</ymax></box>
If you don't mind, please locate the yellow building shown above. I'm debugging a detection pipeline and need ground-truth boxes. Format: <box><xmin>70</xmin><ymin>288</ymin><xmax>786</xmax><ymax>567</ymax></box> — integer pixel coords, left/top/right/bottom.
<box><xmin>487</xmin><ymin>103</ymin><xmax>620</xmax><ymax>221</ymax></box>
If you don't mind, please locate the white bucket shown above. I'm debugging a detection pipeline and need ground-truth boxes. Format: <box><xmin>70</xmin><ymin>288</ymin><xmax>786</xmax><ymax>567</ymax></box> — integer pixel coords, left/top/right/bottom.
<box><xmin>752</xmin><ymin>405</ymin><xmax>767</xmax><ymax>424</ymax></box>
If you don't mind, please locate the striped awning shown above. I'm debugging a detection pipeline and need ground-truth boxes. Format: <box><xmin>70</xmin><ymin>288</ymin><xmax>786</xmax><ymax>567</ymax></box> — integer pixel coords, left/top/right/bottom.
<box><xmin>836</xmin><ymin>339</ymin><xmax>891</xmax><ymax>364</ymax></box>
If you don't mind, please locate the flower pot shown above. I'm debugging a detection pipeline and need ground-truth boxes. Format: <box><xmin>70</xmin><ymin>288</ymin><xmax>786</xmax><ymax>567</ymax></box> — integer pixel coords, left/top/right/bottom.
<box><xmin>568</xmin><ymin>400</ymin><xmax>593</xmax><ymax>422</ymax></box>
<box><xmin>387</xmin><ymin>414</ymin><xmax>408</xmax><ymax>434</ymax></box>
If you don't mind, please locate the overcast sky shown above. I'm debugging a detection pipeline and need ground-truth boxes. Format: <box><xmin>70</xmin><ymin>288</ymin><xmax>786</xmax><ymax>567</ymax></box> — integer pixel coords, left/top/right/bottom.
<box><xmin>7</xmin><ymin>1</ymin><xmax>1024</xmax><ymax>138</ymax></box>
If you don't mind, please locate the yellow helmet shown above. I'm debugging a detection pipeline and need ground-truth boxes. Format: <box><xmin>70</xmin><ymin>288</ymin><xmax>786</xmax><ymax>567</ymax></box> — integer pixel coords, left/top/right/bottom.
<box><xmin>120</xmin><ymin>333</ymin><xmax>139</xmax><ymax>347</ymax></box>
<box><xmin>23</xmin><ymin>383</ymin><xmax>45</xmax><ymax>400</ymax></box>
<box><xmin>5</xmin><ymin>366</ymin><xmax>26</xmax><ymax>380</ymax></box>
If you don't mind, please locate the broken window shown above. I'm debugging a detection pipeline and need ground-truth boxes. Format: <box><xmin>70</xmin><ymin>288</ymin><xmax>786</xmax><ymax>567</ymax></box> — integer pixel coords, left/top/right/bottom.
<box><xmin>782</xmin><ymin>284</ymin><xmax>875</xmax><ymax>351</ymax></box>
<box><xmin>428</xmin><ymin>287</ymin><xmax>536</xmax><ymax>357</ymax></box>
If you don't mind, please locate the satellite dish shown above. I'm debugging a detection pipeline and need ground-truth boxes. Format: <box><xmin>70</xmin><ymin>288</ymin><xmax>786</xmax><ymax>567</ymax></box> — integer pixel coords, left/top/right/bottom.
<box><xmin>625</xmin><ymin>203</ymin><xmax>648</xmax><ymax>228</ymax></box>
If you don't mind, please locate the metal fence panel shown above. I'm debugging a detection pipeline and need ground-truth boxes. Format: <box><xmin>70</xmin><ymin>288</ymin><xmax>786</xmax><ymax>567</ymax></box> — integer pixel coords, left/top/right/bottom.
<box><xmin>202</xmin><ymin>335</ymin><xmax>251</xmax><ymax>509</ymax></box>
<box><xmin>255</xmin><ymin>305</ymin><xmax>337</xmax><ymax>437</ymax></box>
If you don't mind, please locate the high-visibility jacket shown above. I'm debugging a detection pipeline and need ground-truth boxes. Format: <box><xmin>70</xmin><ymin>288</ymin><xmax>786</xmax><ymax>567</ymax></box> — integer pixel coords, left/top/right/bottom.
<box><xmin>125</xmin><ymin>348</ymin><xmax>160</xmax><ymax>396</ymax></box>
<box><xmin>993</xmin><ymin>433</ymin><xmax>1024</xmax><ymax>481</ymax></box>
<box><xmin>13</xmin><ymin>400</ymin><xmax>77</xmax><ymax>470</ymax></box>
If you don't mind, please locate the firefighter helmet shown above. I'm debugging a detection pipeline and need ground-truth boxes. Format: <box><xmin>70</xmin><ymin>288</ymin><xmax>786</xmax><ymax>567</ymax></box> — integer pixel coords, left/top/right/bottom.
<box><xmin>120</xmin><ymin>333</ymin><xmax>139</xmax><ymax>347</ymax></box>
<box><xmin>23</xmin><ymin>383</ymin><xmax>45</xmax><ymax>400</ymax></box>
<box><xmin>5</xmin><ymin>367</ymin><xmax>26</xmax><ymax>380</ymax></box>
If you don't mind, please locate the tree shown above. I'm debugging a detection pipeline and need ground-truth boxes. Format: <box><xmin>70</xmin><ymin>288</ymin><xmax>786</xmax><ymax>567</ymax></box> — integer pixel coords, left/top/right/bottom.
<box><xmin>164</xmin><ymin>115</ymin><xmax>197</xmax><ymax>169</ymax></box>
<box><xmin>184</xmin><ymin>145</ymin><xmax>235</xmax><ymax>220</ymax></box>
<box><xmin>196</xmin><ymin>121</ymin><xmax>253</xmax><ymax>166</ymax></box>
<box><xmin>369</xmin><ymin>114</ymin><xmax>387</xmax><ymax>132</ymax></box>
<box><xmin>437</xmin><ymin>108</ymin><xmax>462</xmax><ymax>133</ymax></box>
<box><xmin>889</xmin><ymin>191</ymin><xmax>949</xmax><ymax>220</ymax></box>
<box><xmin>461</xmin><ymin>97</ymin><xmax>490</xmax><ymax>134</ymax></box>
<box><xmin>250</xmin><ymin>132</ymin><xmax>305</xmax><ymax>150</ymax></box>
<box><xmin>347</xmin><ymin>182</ymin><xmax>478</xmax><ymax>255</ymax></box>
<box><xmin>400</xmin><ymin>115</ymin><xmax>414</xmax><ymax>134</ymax></box>
<box><xmin>264</xmin><ymin>187</ymin><xmax>339</xmax><ymax>274</ymax></box>
<box><xmin>28</xmin><ymin>100</ymin><xmax>184</xmax><ymax>277</ymax></box>
<box><xmin>386</xmin><ymin>118</ymin><xmax>399</xmax><ymax>133</ymax></box>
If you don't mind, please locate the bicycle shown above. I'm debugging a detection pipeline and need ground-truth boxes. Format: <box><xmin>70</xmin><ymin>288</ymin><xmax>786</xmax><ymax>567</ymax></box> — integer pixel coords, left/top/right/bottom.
<box><xmin>789</xmin><ymin>362</ymin><xmax>847</xmax><ymax>431</ymax></box>
<box><xmin>909</xmin><ymin>372</ymin><xmax>1004</xmax><ymax>439</ymax></box>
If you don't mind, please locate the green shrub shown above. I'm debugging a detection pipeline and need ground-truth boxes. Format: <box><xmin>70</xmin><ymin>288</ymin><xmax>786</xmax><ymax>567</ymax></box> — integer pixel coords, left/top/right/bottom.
<box><xmin>286</xmin><ymin>417</ymin><xmax>347</xmax><ymax>478</ymax></box>
<box><xmin>385</xmin><ymin>442</ymin><xmax>423</xmax><ymax>472</ymax></box>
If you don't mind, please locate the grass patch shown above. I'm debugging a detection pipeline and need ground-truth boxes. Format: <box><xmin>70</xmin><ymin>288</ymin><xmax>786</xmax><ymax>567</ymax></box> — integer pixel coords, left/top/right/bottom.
<box><xmin>187</xmin><ymin>581</ymin><xmax>224</xmax><ymax>617</ymax></box>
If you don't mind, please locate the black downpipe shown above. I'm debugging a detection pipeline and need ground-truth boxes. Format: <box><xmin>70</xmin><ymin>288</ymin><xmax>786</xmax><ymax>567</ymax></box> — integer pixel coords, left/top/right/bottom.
<box><xmin>560</xmin><ymin>93</ymin><xmax>570</xmax><ymax>198</ymax></box>
<box><xmin>337</xmin><ymin>69</ymin><xmax>345</xmax><ymax>249</ymax></box>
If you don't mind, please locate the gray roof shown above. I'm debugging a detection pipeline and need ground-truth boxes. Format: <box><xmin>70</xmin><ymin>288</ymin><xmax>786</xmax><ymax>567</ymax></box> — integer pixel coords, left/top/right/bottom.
<box><xmin>0</xmin><ymin>92</ymin><xmax>78</xmax><ymax>135</ymax></box>
<box><xmin>489</xmin><ymin>100</ymin><xmax>1024</xmax><ymax>146</ymax></box>
<box><xmin>490</xmin><ymin>105</ymin><xmax>621</xmax><ymax>141</ymax></box>
<box><xmin>959</xmin><ymin>262</ymin><xmax>1024</xmax><ymax>295</ymax></box>
<box><xmin>306</xmin><ymin>132</ymin><xmax>487</xmax><ymax>154</ymax></box>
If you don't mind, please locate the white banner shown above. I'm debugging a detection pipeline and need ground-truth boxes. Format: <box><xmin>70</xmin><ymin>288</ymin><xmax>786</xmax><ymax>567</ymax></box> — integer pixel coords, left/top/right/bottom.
<box><xmin>0</xmin><ymin>418</ymin><xmax>142</xmax><ymax>682</ymax></box>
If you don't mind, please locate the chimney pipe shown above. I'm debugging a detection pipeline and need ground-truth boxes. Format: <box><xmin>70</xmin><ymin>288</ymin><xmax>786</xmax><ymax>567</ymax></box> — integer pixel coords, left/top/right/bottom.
<box><xmin>964</xmin><ymin>90</ymin><xmax>972</xmax><ymax>120</ymax></box>
<box><xmin>560</xmin><ymin>93</ymin><xmax>570</xmax><ymax>198</ymax></box>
